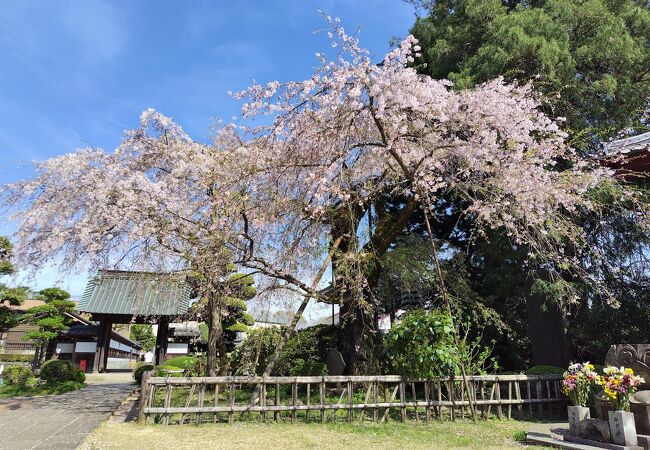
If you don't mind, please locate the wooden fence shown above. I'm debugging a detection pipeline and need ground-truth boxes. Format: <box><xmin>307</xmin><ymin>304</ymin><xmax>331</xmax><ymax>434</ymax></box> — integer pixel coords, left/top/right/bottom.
<box><xmin>138</xmin><ymin>374</ymin><xmax>565</xmax><ymax>425</ymax></box>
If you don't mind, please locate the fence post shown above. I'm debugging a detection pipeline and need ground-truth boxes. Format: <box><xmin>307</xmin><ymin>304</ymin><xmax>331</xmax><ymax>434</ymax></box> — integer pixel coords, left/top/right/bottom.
<box><xmin>347</xmin><ymin>379</ymin><xmax>353</xmax><ymax>422</ymax></box>
<box><xmin>137</xmin><ymin>370</ymin><xmax>151</xmax><ymax>424</ymax></box>
<box><xmin>320</xmin><ymin>378</ymin><xmax>325</xmax><ymax>423</ymax></box>
<box><xmin>399</xmin><ymin>380</ymin><xmax>406</xmax><ymax>422</ymax></box>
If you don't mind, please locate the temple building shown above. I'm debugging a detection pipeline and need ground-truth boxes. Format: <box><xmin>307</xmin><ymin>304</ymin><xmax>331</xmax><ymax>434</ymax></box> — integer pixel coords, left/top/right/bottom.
<box><xmin>78</xmin><ymin>269</ymin><xmax>191</xmax><ymax>372</ymax></box>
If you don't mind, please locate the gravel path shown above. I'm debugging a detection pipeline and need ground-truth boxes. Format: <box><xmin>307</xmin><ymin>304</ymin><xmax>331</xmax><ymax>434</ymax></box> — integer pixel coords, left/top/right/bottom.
<box><xmin>0</xmin><ymin>383</ymin><xmax>134</xmax><ymax>450</ymax></box>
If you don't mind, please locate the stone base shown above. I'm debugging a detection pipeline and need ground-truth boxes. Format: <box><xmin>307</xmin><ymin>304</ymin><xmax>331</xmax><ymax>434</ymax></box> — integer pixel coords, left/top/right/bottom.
<box><xmin>610</xmin><ymin>410</ymin><xmax>638</xmax><ymax>446</ymax></box>
<box><xmin>564</xmin><ymin>433</ymin><xmax>643</xmax><ymax>450</ymax></box>
<box><xmin>526</xmin><ymin>425</ymin><xmax>645</xmax><ymax>450</ymax></box>
<box><xmin>637</xmin><ymin>434</ymin><xmax>650</xmax><ymax>450</ymax></box>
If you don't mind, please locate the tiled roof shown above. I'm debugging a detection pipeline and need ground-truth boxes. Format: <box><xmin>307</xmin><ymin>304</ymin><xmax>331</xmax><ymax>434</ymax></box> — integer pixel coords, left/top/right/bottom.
<box><xmin>1</xmin><ymin>299</ymin><xmax>46</xmax><ymax>311</ymax></box>
<box><xmin>79</xmin><ymin>270</ymin><xmax>191</xmax><ymax>317</ymax></box>
<box><xmin>603</xmin><ymin>131</ymin><xmax>650</xmax><ymax>156</ymax></box>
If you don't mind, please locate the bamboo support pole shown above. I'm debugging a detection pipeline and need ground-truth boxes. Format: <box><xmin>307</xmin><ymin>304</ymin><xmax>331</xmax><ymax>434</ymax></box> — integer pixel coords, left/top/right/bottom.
<box><xmin>422</xmin><ymin>201</ymin><xmax>477</xmax><ymax>422</ymax></box>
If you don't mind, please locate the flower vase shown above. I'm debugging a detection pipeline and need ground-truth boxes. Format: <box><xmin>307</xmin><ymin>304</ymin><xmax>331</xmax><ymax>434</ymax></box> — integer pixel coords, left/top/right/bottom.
<box><xmin>568</xmin><ymin>405</ymin><xmax>590</xmax><ymax>435</ymax></box>
<box><xmin>608</xmin><ymin>410</ymin><xmax>637</xmax><ymax>446</ymax></box>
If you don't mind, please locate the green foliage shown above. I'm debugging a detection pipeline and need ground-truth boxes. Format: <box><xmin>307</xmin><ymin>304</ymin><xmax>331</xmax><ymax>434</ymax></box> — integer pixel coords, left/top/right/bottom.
<box><xmin>198</xmin><ymin>323</ymin><xmax>208</xmax><ymax>343</ymax></box>
<box><xmin>525</xmin><ymin>365</ymin><xmax>564</xmax><ymax>375</ymax></box>
<box><xmin>162</xmin><ymin>356</ymin><xmax>206</xmax><ymax>376</ymax></box>
<box><xmin>0</xmin><ymin>380</ymin><xmax>84</xmax><ymax>398</ymax></box>
<box><xmin>0</xmin><ymin>306</ymin><xmax>18</xmax><ymax>332</ymax></box>
<box><xmin>0</xmin><ymin>353</ymin><xmax>33</xmax><ymax>362</ymax></box>
<box><xmin>21</xmin><ymin>289</ymin><xmax>75</xmax><ymax>347</ymax></box>
<box><xmin>230</xmin><ymin>327</ymin><xmax>281</xmax><ymax>376</ymax></box>
<box><xmin>0</xmin><ymin>236</ymin><xmax>27</xmax><ymax>331</ymax></box>
<box><xmin>0</xmin><ymin>286</ymin><xmax>29</xmax><ymax>307</ymax></box>
<box><xmin>37</xmin><ymin>287</ymin><xmax>71</xmax><ymax>302</ymax></box>
<box><xmin>384</xmin><ymin>309</ymin><xmax>457</xmax><ymax>377</ymax></box>
<box><xmin>133</xmin><ymin>364</ymin><xmax>155</xmax><ymax>384</ymax></box>
<box><xmin>410</xmin><ymin>0</ymin><xmax>650</xmax><ymax>148</ymax></box>
<box><xmin>0</xmin><ymin>236</ymin><xmax>15</xmax><ymax>276</ymax></box>
<box><xmin>39</xmin><ymin>359</ymin><xmax>85</xmax><ymax>384</ymax></box>
<box><xmin>230</xmin><ymin>325</ymin><xmax>340</xmax><ymax>376</ymax></box>
<box><xmin>130</xmin><ymin>324</ymin><xmax>155</xmax><ymax>352</ymax></box>
<box><xmin>2</xmin><ymin>366</ymin><xmax>33</xmax><ymax>386</ymax></box>
<box><xmin>384</xmin><ymin>309</ymin><xmax>496</xmax><ymax>377</ymax></box>
<box><xmin>192</xmin><ymin>269</ymin><xmax>257</xmax><ymax>371</ymax></box>
<box><xmin>275</xmin><ymin>325</ymin><xmax>339</xmax><ymax>376</ymax></box>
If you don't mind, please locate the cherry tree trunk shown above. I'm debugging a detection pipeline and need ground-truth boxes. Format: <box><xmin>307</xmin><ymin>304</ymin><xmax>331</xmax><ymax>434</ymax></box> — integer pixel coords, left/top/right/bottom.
<box><xmin>206</xmin><ymin>297</ymin><xmax>225</xmax><ymax>377</ymax></box>
<box><xmin>339</xmin><ymin>297</ymin><xmax>377</xmax><ymax>375</ymax></box>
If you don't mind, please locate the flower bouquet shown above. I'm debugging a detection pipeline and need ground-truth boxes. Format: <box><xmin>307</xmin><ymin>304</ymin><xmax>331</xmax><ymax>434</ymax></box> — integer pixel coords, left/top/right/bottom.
<box><xmin>563</xmin><ymin>362</ymin><xmax>600</xmax><ymax>435</ymax></box>
<box><xmin>602</xmin><ymin>366</ymin><xmax>644</xmax><ymax>446</ymax></box>
<box><xmin>601</xmin><ymin>366</ymin><xmax>644</xmax><ymax>411</ymax></box>
<box><xmin>562</xmin><ymin>362</ymin><xmax>599</xmax><ymax>407</ymax></box>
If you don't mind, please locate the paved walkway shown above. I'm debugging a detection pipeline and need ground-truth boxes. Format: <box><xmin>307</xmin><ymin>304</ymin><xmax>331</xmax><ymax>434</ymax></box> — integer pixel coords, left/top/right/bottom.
<box><xmin>0</xmin><ymin>382</ymin><xmax>134</xmax><ymax>450</ymax></box>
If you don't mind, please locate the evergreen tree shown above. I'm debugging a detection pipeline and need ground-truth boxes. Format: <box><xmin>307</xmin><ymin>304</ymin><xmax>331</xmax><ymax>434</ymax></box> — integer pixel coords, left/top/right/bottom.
<box><xmin>409</xmin><ymin>0</ymin><xmax>650</xmax><ymax>149</ymax></box>
<box><xmin>0</xmin><ymin>237</ymin><xmax>28</xmax><ymax>335</ymax></box>
<box><xmin>191</xmin><ymin>267</ymin><xmax>256</xmax><ymax>375</ymax></box>
<box><xmin>129</xmin><ymin>324</ymin><xmax>155</xmax><ymax>353</ymax></box>
<box><xmin>22</xmin><ymin>288</ymin><xmax>75</xmax><ymax>367</ymax></box>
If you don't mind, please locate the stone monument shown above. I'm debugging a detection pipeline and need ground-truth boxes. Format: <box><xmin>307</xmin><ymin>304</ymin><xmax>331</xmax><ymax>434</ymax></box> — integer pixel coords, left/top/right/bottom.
<box><xmin>605</xmin><ymin>344</ymin><xmax>650</xmax><ymax>435</ymax></box>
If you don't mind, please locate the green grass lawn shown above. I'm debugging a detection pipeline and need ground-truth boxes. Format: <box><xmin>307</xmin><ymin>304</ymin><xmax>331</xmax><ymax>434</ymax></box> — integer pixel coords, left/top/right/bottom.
<box><xmin>79</xmin><ymin>419</ymin><xmax>532</xmax><ymax>449</ymax></box>
<box><xmin>0</xmin><ymin>380</ymin><xmax>84</xmax><ymax>398</ymax></box>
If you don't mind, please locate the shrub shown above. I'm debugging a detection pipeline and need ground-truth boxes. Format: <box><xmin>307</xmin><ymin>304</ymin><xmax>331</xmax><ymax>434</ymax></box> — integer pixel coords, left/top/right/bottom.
<box><xmin>230</xmin><ymin>327</ymin><xmax>282</xmax><ymax>376</ymax></box>
<box><xmin>40</xmin><ymin>359</ymin><xmax>85</xmax><ymax>384</ymax></box>
<box><xmin>383</xmin><ymin>309</ymin><xmax>496</xmax><ymax>378</ymax></box>
<box><xmin>525</xmin><ymin>365</ymin><xmax>565</xmax><ymax>375</ymax></box>
<box><xmin>230</xmin><ymin>324</ymin><xmax>339</xmax><ymax>376</ymax></box>
<box><xmin>3</xmin><ymin>366</ymin><xmax>33</xmax><ymax>386</ymax></box>
<box><xmin>162</xmin><ymin>356</ymin><xmax>205</xmax><ymax>376</ymax></box>
<box><xmin>133</xmin><ymin>364</ymin><xmax>154</xmax><ymax>384</ymax></box>
<box><xmin>384</xmin><ymin>309</ymin><xmax>457</xmax><ymax>378</ymax></box>
<box><xmin>0</xmin><ymin>354</ymin><xmax>33</xmax><ymax>363</ymax></box>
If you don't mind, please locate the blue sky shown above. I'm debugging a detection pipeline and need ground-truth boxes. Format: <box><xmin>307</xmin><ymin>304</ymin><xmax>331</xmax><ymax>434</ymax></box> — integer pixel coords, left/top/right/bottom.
<box><xmin>0</xmin><ymin>1</ymin><xmax>416</xmax><ymax>299</ymax></box>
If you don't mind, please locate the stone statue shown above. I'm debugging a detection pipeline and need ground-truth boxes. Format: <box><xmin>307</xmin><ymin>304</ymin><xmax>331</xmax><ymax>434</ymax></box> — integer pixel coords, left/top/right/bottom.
<box><xmin>605</xmin><ymin>344</ymin><xmax>650</xmax><ymax>387</ymax></box>
<box><xmin>605</xmin><ymin>344</ymin><xmax>650</xmax><ymax>435</ymax></box>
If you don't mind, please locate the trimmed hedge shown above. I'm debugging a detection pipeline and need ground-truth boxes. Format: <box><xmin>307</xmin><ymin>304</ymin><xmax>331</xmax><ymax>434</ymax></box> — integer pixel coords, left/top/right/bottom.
<box><xmin>163</xmin><ymin>356</ymin><xmax>197</xmax><ymax>369</ymax></box>
<box><xmin>133</xmin><ymin>364</ymin><xmax>154</xmax><ymax>384</ymax></box>
<box><xmin>525</xmin><ymin>365</ymin><xmax>565</xmax><ymax>375</ymax></box>
<box><xmin>0</xmin><ymin>354</ymin><xmax>33</xmax><ymax>363</ymax></box>
<box><xmin>156</xmin><ymin>365</ymin><xmax>184</xmax><ymax>377</ymax></box>
<box><xmin>3</xmin><ymin>366</ymin><xmax>33</xmax><ymax>386</ymax></box>
<box><xmin>40</xmin><ymin>360</ymin><xmax>85</xmax><ymax>384</ymax></box>
<box><xmin>161</xmin><ymin>356</ymin><xmax>205</xmax><ymax>376</ymax></box>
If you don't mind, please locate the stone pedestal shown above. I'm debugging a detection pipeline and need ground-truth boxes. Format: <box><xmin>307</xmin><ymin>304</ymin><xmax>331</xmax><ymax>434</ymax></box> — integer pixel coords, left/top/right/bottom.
<box><xmin>609</xmin><ymin>410</ymin><xmax>638</xmax><ymax>446</ymax></box>
<box><xmin>569</xmin><ymin>406</ymin><xmax>591</xmax><ymax>435</ymax></box>
<box><xmin>632</xmin><ymin>391</ymin><xmax>650</xmax><ymax>435</ymax></box>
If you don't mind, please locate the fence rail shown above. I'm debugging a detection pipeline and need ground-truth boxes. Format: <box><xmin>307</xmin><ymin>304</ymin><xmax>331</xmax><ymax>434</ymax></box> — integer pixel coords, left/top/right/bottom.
<box><xmin>138</xmin><ymin>374</ymin><xmax>565</xmax><ymax>425</ymax></box>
